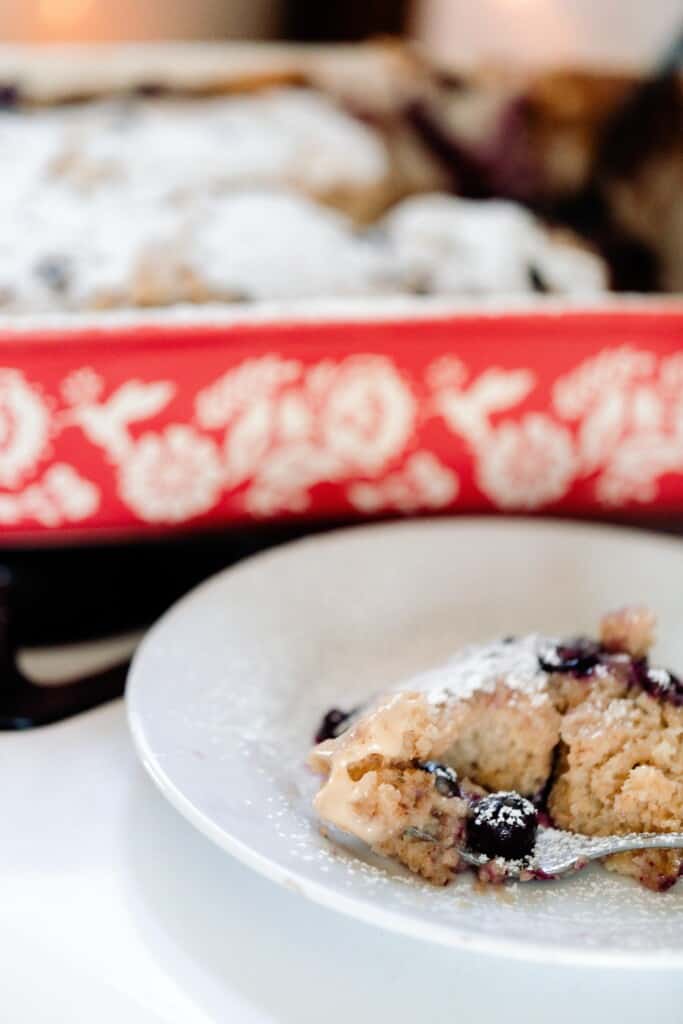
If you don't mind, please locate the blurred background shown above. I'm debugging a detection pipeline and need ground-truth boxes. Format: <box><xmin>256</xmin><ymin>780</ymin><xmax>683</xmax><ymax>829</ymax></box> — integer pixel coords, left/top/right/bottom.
<box><xmin>1</xmin><ymin>0</ymin><xmax>680</xmax><ymax>67</ymax></box>
<box><xmin>0</xmin><ymin>0</ymin><xmax>680</xmax><ymax>666</ymax></box>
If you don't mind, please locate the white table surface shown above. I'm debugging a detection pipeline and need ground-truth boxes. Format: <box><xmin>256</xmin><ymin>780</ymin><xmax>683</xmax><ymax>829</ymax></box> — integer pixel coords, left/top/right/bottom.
<box><xmin>4</xmin><ymin>639</ymin><xmax>683</xmax><ymax>1024</ymax></box>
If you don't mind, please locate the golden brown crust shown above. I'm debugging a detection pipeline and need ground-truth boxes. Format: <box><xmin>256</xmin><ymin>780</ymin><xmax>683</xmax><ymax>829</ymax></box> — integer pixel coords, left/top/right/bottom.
<box><xmin>0</xmin><ymin>40</ymin><xmax>416</xmax><ymax>106</ymax></box>
<box><xmin>600</xmin><ymin>606</ymin><xmax>657</xmax><ymax>659</ymax></box>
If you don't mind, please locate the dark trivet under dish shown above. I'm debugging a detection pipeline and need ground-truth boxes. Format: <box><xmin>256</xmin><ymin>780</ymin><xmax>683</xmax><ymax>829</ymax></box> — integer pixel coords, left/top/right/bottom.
<box><xmin>3</xmin><ymin>516</ymin><xmax>682</xmax><ymax>729</ymax></box>
<box><xmin>0</xmin><ymin>522</ymin><xmax>338</xmax><ymax>729</ymax></box>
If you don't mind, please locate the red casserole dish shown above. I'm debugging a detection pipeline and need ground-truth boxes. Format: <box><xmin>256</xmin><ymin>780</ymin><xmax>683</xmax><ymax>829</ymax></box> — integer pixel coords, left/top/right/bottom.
<box><xmin>1</xmin><ymin>298</ymin><xmax>681</xmax><ymax>545</ymax></box>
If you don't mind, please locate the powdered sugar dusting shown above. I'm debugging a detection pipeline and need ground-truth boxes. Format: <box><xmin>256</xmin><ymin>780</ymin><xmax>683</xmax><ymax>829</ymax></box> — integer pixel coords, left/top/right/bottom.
<box><xmin>474</xmin><ymin>791</ymin><xmax>535</xmax><ymax>828</ymax></box>
<box><xmin>382</xmin><ymin>194</ymin><xmax>607</xmax><ymax>296</ymax></box>
<box><xmin>0</xmin><ymin>86</ymin><xmax>608</xmax><ymax>313</ymax></box>
<box><xmin>0</xmin><ymin>89</ymin><xmax>389</xmax><ymax>312</ymax></box>
<box><xmin>400</xmin><ymin>635</ymin><xmax>551</xmax><ymax>707</ymax></box>
<box><xmin>186</xmin><ymin>191</ymin><xmax>392</xmax><ymax>301</ymax></box>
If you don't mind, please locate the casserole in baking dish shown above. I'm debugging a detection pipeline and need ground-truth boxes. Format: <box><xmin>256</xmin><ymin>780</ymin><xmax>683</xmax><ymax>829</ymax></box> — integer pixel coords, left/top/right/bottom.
<box><xmin>0</xmin><ymin>43</ymin><xmax>680</xmax><ymax>542</ymax></box>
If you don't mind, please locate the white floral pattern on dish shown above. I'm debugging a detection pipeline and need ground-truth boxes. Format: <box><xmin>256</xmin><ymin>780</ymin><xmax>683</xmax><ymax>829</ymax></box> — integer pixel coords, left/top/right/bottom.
<box><xmin>0</xmin><ymin>463</ymin><xmax>99</xmax><ymax>526</ymax></box>
<box><xmin>118</xmin><ymin>425</ymin><xmax>223</xmax><ymax>524</ymax></box>
<box><xmin>348</xmin><ymin>451</ymin><xmax>458</xmax><ymax>513</ymax></box>
<box><xmin>0</xmin><ymin>369</ymin><xmax>51</xmax><ymax>488</ymax></box>
<box><xmin>1</xmin><ymin>344</ymin><xmax>683</xmax><ymax>528</ymax></box>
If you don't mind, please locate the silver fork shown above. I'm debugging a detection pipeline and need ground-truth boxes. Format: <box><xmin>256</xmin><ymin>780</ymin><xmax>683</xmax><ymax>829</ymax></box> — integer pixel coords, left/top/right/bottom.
<box><xmin>404</xmin><ymin>825</ymin><xmax>683</xmax><ymax>880</ymax></box>
<box><xmin>459</xmin><ymin>827</ymin><xmax>683</xmax><ymax>880</ymax></box>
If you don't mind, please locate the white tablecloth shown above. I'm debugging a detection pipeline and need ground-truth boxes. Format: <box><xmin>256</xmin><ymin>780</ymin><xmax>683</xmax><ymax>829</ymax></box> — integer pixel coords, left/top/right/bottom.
<box><xmin>3</xmin><ymin>641</ymin><xmax>683</xmax><ymax>1023</ymax></box>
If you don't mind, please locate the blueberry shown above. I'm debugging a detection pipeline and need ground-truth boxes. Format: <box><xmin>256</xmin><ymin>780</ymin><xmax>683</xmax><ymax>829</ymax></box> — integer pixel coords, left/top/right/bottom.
<box><xmin>0</xmin><ymin>83</ymin><xmax>19</xmax><ymax>109</ymax></box>
<box><xmin>314</xmin><ymin>707</ymin><xmax>354</xmax><ymax>743</ymax></box>
<box><xmin>538</xmin><ymin>637</ymin><xmax>602</xmax><ymax>676</ymax></box>
<box><xmin>434</xmin><ymin>70</ymin><xmax>468</xmax><ymax>91</ymax></box>
<box><xmin>467</xmin><ymin>792</ymin><xmax>538</xmax><ymax>861</ymax></box>
<box><xmin>34</xmin><ymin>255</ymin><xmax>71</xmax><ymax>294</ymax></box>
<box><xmin>416</xmin><ymin>760</ymin><xmax>460</xmax><ymax>798</ymax></box>
<box><xmin>527</xmin><ymin>264</ymin><xmax>549</xmax><ymax>293</ymax></box>
<box><xmin>134</xmin><ymin>82</ymin><xmax>166</xmax><ymax>98</ymax></box>
<box><xmin>631</xmin><ymin>660</ymin><xmax>683</xmax><ymax>707</ymax></box>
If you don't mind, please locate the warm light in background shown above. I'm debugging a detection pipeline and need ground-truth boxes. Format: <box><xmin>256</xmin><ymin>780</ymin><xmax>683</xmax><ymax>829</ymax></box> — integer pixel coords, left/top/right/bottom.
<box><xmin>0</xmin><ymin>0</ymin><xmax>679</xmax><ymax>60</ymax></box>
<box><xmin>414</xmin><ymin>0</ymin><xmax>683</xmax><ymax>68</ymax></box>
<box><xmin>0</xmin><ymin>0</ymin><xmax>278</xmax><ymax>43</ymax></box>
<box><xmin>38</xmin><ymin>0</ymin><xmax>95</xmax><ymax>30</ymax></box>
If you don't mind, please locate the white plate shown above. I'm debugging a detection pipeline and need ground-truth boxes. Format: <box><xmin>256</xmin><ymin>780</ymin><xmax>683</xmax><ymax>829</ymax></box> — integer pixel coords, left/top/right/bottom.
<box><xmin>127</xmin><ymin>518</ymin><xmax>683</xmax><ymax>968</ymax></box>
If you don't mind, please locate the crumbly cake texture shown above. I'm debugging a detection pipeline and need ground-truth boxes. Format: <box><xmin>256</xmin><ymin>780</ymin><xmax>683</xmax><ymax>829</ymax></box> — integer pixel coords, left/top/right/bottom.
<box><xmin>309</xmin><ymin>607</ymin><xmax>683</xmax><ymax>891</ymax></box>
<box><xmin>309</xmin><ymin>692</ymin><xmax>472</xmax><ymax>884</ymax></box>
